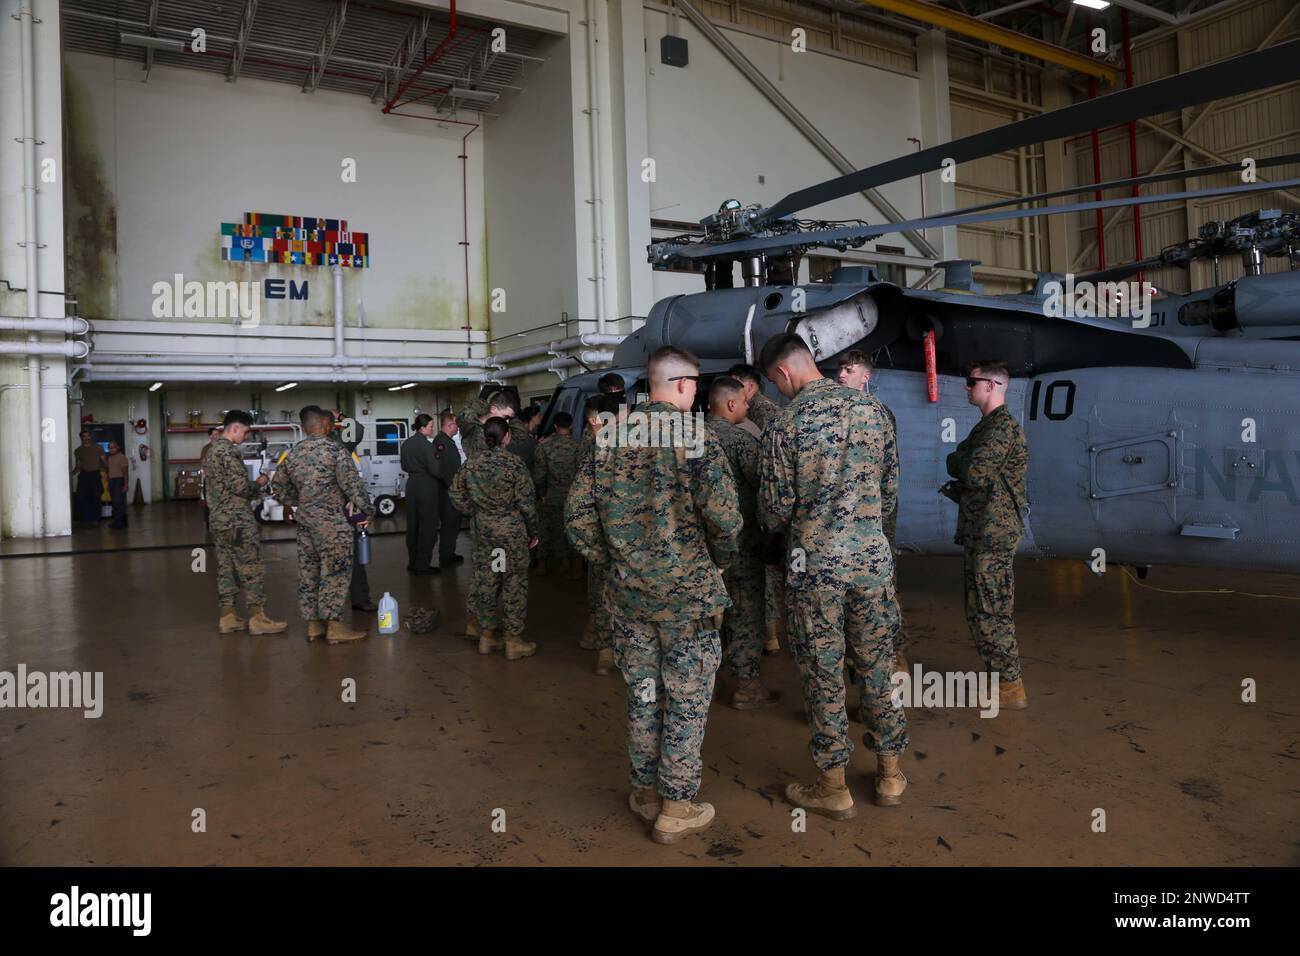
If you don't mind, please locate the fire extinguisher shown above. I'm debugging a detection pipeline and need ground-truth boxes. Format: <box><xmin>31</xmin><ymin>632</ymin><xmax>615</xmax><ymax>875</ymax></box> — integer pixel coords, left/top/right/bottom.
<box><xmin>139</xmin><ymin>444</ymin><xmax>151</xmax><ymax>462</ymax></box>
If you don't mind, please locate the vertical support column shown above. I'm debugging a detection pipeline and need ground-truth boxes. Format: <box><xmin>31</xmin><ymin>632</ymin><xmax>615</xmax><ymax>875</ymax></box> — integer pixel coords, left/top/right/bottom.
<box><xmin>1040</xmin><ymin>69</ymin><xmax>1072</xmax><ymax>274</ymax></box>
<box><xmin>606</xmin><ymin>0</ymin><xmax>653</xmax><ymax>326</ymax></box>
<box><xmin>916</xmin><ymin>29</ymin><xmax>957</xmax><ymax>267</ymax></box>
<box><xmin>1</xmin><ymin>0</ymin><xmax>71</xmax><ymax>538</ymax></box>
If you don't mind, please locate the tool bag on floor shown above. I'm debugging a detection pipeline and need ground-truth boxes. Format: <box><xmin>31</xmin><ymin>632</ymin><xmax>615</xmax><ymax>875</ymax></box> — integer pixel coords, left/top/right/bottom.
<box><xmin>405</xmin><ymin>606</ymin><xmax>440</xmax><ymax>634</ymax></box>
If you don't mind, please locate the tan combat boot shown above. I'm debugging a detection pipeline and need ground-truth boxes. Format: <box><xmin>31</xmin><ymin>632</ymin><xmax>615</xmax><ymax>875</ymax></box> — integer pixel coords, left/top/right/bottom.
<box><xmin>628</xmin><ymin>787</ymin><xmax>661</xmax><ymax>823</ymax></box>
<box><xmin>218</xmin><ymin>606</ymin><xmax>247</xmax><ymax>634</ymax></box>
<box><xmin>478</xmin><ymin>628</ymin><xmax>504</xmax><ymax>655</ymax></box>
<box><xmin>999</xmin><ymin>677</ymin><xmax>1028</xmax><ymax>711</ymax></box>
<box><xmin>651</xmin><ymin>798</ymin><xmax>715</xmax><ymax>845</ymax></box>
<box><xmin>325</xmin><ymin>619</ymin><xmax>368</xmax><ymax>644</ymax></box>
<box><xmin>875</xmin><ymin>754</ymin><xmax>907</xmax><ymax>806</ymax></box>
<box><xmin>505</xmin><ymin>631</ymin><xmax>537</xmax><ymax>661</ymax></box>
<box><xmin>731</xmin><ymin>677</ymin><xmax>781</xmax><ymax>711</ymax></box>
<box><xmin>595</xmin><ymin>647</ymin><xmax>615</xmax><ymax>675</ymax></box>
<box><xmin>578</xmin><ymin>618</ymin><xmax>598</xmax><ymax>650</ymax></box>
<box><xmin>763</xmin><ymin>621</ymin><xmax>781</xmax><ymax>655</ymax></box>
<box><xmin>786</xmin><ymin>766</ymin><xmax>857</xmax><ymax>820</ymax></box>
<box><xmin>247</xmin><ymin>606</ymin><xmax>287</xmax><ymax>635</ymax></box>
<box><xmin>463</xmin><ymin>616</ymin><xmax>480</xmax><ymax>642</ymax></box>
<box><xmin>306</xmin><ymin>620</ymin><xmax>326</xmax><ymax>641</ymax></box>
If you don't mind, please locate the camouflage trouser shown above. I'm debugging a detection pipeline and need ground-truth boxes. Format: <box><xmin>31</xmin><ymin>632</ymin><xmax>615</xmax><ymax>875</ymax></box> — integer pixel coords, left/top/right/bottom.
<box><xmin>539</xmin><ymin>503</ymin><xmax>575</xmax><ymax>563</ymax></box>
<box><xmin>471</xmin><ymin>538</ymin><xmax>528</xmax><ymax>635</ymax></box>
<box><xmin>212</xmin><ymin>514</ymin><xmax>265</xmax><ymax>609</ymax></box>
<box><xmin>723</xmin><ymin>561</ymin><xmax>765</xmax><ymax>680</ymax></box>
<box><xmin>296</xmin><ymin>518</ymin><xmax>354</xmax><ymax>622</ymax></box>
<box><xmin>587</xmin><ymin>561</ymin><xmax>612</xmax><ymax>650</ymax></box>
<box><xmin>788</xmin><ymin>583</ymin><xmax>908</xmax><ymax>766</ymax></box>
<box><xmin>963</xmin><ymin>547</ymin><xmax>1021</xmax><ymax>682</ymax></box>
<box><xmin>888</xmin><ymin>533</ymin><xmax>908</xmax><ymax>655</ymax></box>
<box><xmin>613</xmin><ymin>615</ymin><xmax>722</xmax><ymax>802</ymax></box>
<box><xmin>764</xmin><ymin>563</ymin><xmax>786</xmax><ymax>632</ymax></box>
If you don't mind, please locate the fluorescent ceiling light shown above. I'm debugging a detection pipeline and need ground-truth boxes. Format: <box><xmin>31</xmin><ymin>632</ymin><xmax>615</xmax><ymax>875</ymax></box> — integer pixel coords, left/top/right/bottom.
<box><xmin>388</xmin><ymin>382</ymin><xmax>418</xmax><ymax>391</ymax></box>
<box><xmin>120</xmin><ymin>32</ymin><xmax>187</xmax><ymax>52</ymax></box>
<box><xmin>449</xmin><ymin>88</ymin><xmax>499</xmax><ymax>103</ymax></box>
<box><xmin>149</xmin><ymin>382</ymin><xmax>163</xmax><ymax>392</ymax></box>
<box><xmin>275</xmin><ymin>382</ymin><xmax>298</xmax><ymax>392</ymax></box>
<box><xmin>1071</xmin><ymin>0</ymin><xmax>1112</xmax><ymax>10</ymax></box>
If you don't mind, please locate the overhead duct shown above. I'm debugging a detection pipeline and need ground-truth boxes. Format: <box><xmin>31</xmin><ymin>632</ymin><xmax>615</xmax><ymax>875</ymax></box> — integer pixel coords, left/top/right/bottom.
<box><xmin>84</xmin><ymin>368</ymin><xmax>487</xmax><ymax>384</ymax></box>
<box><xmin>86</xmin><ymin>353</ymin><xmax>488</xmax><ymax>368</ymax></box>
<box><xmin>0</xmin><ymin>316</ymin><xmax>89</xmax><ymax>334</ymax></box>
<box><xmin>0</xmin><ymin>340</ymin><xmax>89</xmax><ymax>358</ymax></box>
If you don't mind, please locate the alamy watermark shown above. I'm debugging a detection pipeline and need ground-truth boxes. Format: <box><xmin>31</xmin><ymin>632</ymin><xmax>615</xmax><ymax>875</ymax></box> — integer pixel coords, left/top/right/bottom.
<box><xmin>0</xmin><ymin>665</ymin><xmax>103</xmax><ymax>718</ymax></box>
<box><xmin>595</xmin><ymin>410</ymin><xmax>708</xmax><ymax>459</ymax></box>
<box><xmin>1042</xmin><ymin>274</ymin><xmax>1155</xmax><ymax>328</ymax></box>
<box><xmin>151</xmin><ymin>273</ymin><xmax>262</xmax><ymax>328</ymax></box>
<box><xmin>890</xmin><ymin>665</ymin><xmax>1000</xmax><ymax>718</ymax></box>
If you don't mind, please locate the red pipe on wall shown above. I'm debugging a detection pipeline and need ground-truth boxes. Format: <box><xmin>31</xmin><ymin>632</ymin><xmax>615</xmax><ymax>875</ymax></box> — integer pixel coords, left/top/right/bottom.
<box><xmin>382</xmin><ymin>0</ymin><xmax>458</xmax><ymax>114</ymax></box>
<box><xmin>1086</xmin><ymin>13</ymin><xmax>1106</xmax><ymax>271</ymax></box>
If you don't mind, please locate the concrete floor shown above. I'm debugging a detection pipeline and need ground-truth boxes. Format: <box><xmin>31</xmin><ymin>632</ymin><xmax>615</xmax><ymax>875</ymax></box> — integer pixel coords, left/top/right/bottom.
<box><xmin>1</xmin><ymin>502</ymin><xmax>1297</xmax><ymax>866</ymax></box>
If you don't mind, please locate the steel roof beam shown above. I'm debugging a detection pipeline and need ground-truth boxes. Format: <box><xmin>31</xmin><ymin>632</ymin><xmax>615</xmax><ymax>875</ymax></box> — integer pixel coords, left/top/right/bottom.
<box><xmin>305</xmin><ymin>0</ymin><xmax>348</xmax><ymax>93</ymax></box>
<box><xmin>228</xmin><ymin>0</ymin><xmax>259</xmax><ymax>83</ymax></box>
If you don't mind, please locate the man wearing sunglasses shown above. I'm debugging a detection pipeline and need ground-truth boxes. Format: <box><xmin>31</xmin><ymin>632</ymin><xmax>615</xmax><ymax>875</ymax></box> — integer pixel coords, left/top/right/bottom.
<box><xmin>944</xmin><ymin>361</ymin><xmax>1030</xmax><ymax>711</ymax></box>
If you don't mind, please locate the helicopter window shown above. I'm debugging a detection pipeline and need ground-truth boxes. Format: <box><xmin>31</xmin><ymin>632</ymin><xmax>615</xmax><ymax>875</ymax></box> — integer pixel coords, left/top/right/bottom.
<box><xmin>764</xmin><ymin>292</ymin><xmax>784</xmax><ymax>310</ymax></box>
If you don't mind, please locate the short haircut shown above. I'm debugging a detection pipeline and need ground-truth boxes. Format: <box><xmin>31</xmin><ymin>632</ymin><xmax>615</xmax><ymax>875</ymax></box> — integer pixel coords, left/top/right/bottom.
<box><xmin>223</xmin><ymin>409</ymin><xmax>254</xmax><ymax>428</ymax></box>
<box><xmin>598</xmin><ymin>372</ymin><xmax>625</xmax><ymax>395</ymax></box>
<box><xmin>727</xmin><ymin>363</ymin><xmax>761</xmax><ymax>386</ymax></box>
<box><xmin>413</xmin><ymin>413</ymin><xmax>434</xmax><ymax>431</ymax></box>
<box><xmin>300</xmin><ymin>406</ymin><xmax>329</xmax><ymax>429</ymax></box>
<box><xmin>486</xmin><ymin>390</ymin><xmax>516</xmax><ymax>415</ymax></box>
<box><xmin>970</xmin><ymin>359</ymin><xmax>1011</xmax><ymax>383</ymax></box>
<box><xmin>838</xmin><ymin>349</ymin><xmax>873</xmax><ymax>371</ymax></box>
<box><xmin>299</xmin><ymin>404</ymin><xmax>323</xmax><ymax>423</ymax></box>
<box><xmin>709</xmin><ymin>376</ymin><xmax>744</xmax><ymax>407</ymax></box>
<box><xmin>522</xmin><ymin>404</ymin><xmax>541</xmax><ymax>421</ymax></box>
<box><xmin>80</xmin><ymin>429</ymin><xmax>91</xmax><ymax>437</ymax></box>
<box><xmin>758</xmin><ymin>333</ymin><xmax>813</xmax><ymax>376</ymax></box>
<box><xmin>207</xmin><ymin>427</ymin><xmax>221</xmax><ymax>436</ymax></box>
<box><xmin>553</xmin><ymin>411</ymin><xmax>573</xmax><ymax>429</ymax></box>
<box><xmin>483</xmin><ymin>416</ymin><xmax>509</xmax><ymax>448</ymax></box>
<box><xmin>647</xmin><ymin>345</ymin><xmax>699</xmax><ymax>388</ymax></box>
<box><xmin>439</xmin><ymin>411</ymin><xmax>456</xmax><ymax>427</ymax></box>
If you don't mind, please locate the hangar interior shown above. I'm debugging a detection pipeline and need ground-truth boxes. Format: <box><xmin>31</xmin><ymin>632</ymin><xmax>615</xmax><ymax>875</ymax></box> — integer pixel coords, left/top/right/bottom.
<box><xmin>0</xmin><ymin>0</ymin><xmax>1297</xmax><ymax>867</ymax></box>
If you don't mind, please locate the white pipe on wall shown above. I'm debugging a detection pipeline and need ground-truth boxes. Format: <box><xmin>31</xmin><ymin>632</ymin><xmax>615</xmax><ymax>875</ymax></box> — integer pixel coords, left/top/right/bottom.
<box><xmin>86</xmin><ymin>352</ymin><xmax>488</xmax><ymax>368</ymax></box>
<box><xmin>18</xmin><ymin>0</ymin><xmax>44</xmax><ymax>535</ymax></box>
<box><xmin>332</xmin><ymin>264</ymin><xmax>345</xmax><ymax>358</ymax></box>
<box><xmin>85</xmin><ymin>369</ymin><xmax>488</xmax><ymax>384</ymax></box>
<box><xmin>494</xmin><ymin>349</ymin><xmax>615</xmax><ymax>379</ymax></box>
<box><xmin>493</xmin><ymin>332</ymin><xmax>623</xmax><ymax>365</ymax></box>
<box><xmin>0</xmin><ymin>316</ymin><xmax>89</xmax><ymax>334</ymax></box>
<box><xmin>584</xmin><ymin>0</ymin><xmax>608</xmax><ymax>336</ymax></box>
<box><xmin>0</xmin><ymin>340</ymin><xmax>89</xmax><ymax>358</ymax></box>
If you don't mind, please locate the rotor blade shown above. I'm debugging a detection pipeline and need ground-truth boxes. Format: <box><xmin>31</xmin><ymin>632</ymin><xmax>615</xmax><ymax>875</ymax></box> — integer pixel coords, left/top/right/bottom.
<box><xmin>659</xmin><ymin>178</ymin><xmax>1300</xmax><ymax>263</ymax></box>
<box><xmin>757</xmin><ymin>39</ymin><xmax>1300</xmax><ymax>224</ymax></box>
<box><xmin>951</xmin><ymin>152</ymin><xmax>1300</xmax><ymax>219</ymax></box>
<box><xmin>1076</xmin><ymin>256</ymin><xmax>1178</xmax><ymax>284</ymax></box>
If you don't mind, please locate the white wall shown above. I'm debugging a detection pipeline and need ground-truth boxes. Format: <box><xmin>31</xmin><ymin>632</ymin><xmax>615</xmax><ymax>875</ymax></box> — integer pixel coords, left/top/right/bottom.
<box><xmin>63</xmin><ymin>51</ymin><xmax>488</xmax><ymax>333</ymax></box>
<box><xmin>642</xmin><ymin>7</ymin><xmax>925</xmax><ymax>301</ymax></box>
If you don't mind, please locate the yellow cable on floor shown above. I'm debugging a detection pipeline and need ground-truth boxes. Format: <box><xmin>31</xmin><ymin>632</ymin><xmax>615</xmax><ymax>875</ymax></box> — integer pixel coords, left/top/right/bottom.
<box><xmin>1117</xmin><ymin>564</ymin><xmax>1300</xmax><ymax>601</ymax></box>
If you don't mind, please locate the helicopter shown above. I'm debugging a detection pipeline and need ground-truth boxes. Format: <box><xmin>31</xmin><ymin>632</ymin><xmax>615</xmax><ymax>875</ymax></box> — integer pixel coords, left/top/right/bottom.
<box><xmin>534</xmin><ymin>38</ymin><xmax>1300</xmax><ymax>577</ymax></box>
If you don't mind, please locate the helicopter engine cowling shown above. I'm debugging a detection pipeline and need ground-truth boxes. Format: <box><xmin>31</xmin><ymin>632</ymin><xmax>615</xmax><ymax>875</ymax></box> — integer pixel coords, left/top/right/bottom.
<box><xmin>791</xmin><ymin>292</ymin><xmax>879</xmax><ymax>362</ymax></box>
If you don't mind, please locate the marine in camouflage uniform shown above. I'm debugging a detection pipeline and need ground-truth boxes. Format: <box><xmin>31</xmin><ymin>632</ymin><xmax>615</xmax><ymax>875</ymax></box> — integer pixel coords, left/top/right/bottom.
<box><xmin>205</xmin><ymin>433</ymin><xmax>285</xmax><ymax>636</ymax></box>
<box><xmin>575</xmin><ymin>415</ymin><xmax>614</xmax><ymax>661</ymax></box>
<box><xmin>945</xmin><ymin>399</ymin><xmax>1029</xmax><ymax>694</ymax></box>
<box><xmin>567</xmin><ymin>395</ymin><xmax>741</xmax><ymax>839</ymax></box>
<box><xmin>449</xmin><ymin>440</ymin><xmax>540</xmax><ymax>658</ymax></box>
<box><xmin>705</xmin><ymin>409</ymin><xmax>777</xmax><ymax>708</ymax></box>
<box><xmin>531</xmin><ymin>427</ymin><xmax>581</xmax><ymax>571</ymax></box>
<box><xmin>747</xmin><ymin>386</ymin><xmax>788</xmax><ymax>653</ymax></box>
<box><xmin>275</xmin><ymin>422</ymin><xmax>375</xmax><ymax>642</ymax></box>
<box><xmin>758</xmin><ymin>334</ymin><xmax>906</xmax><ymax>813</ymax></box>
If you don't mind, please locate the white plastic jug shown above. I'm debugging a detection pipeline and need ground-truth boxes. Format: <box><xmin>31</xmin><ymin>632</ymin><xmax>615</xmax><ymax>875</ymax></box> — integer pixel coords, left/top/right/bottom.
<box><xmin>378</xmin><ymin>592</ymin><xmax>400</xmax><ymax>634</ymax></box>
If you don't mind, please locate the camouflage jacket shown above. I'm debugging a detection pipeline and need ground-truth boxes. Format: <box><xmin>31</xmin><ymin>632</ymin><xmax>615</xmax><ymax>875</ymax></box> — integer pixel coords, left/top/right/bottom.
<box><xmin>205</xmin><ymin>437</ymin><xmax>260</xmax><ymax>526</ymax></box>
<box><xmin>507</xmin><ymin>418</ymin><xmax>537</xmax><ymax>469</ymax></box>
<box><xmin>748</xmin><ymin>391</ymin><xmax>782</xmax><ymax>434</ymax></box>
<box><xmin>706</xmin><ymin>415</ymin><xmax>764</xmax><ymax>569</ymax></box>
<box><xmin>870</xmin><ymin>394</ymin><xmax>900</xmax><ymax>546</ymax></box>
<box><xmin>275</xmin><ymin>434</ymin><xmax>374</xmax><ymax>527</ymax></box>
<box><xmin>758</xmin><ymin>377</ymin><xmax>897</xmax><ymax>591</ymax></box>
<box><xmin>455</xmin><ymin>398</ymin><xmax>536</xmax><ymax>467</ymax></box>
<box><xmin>449</xmin><ymin>446</ymin><xmax>539</xmax><ymax>568</ymax></box>
<box><xmin>566</xmin><ymin>400</ymin><xmax>741</xmax><ymax>622</ymax></box>
<box><xmin>946</xmin><ymin>404</ymin><xmax>1028</xmax><ymax>551</ymax></box>
<box><xmin>532</xmin><ymin>432</ymin><xmax>581</xmax><ymax>509</ymax></box>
